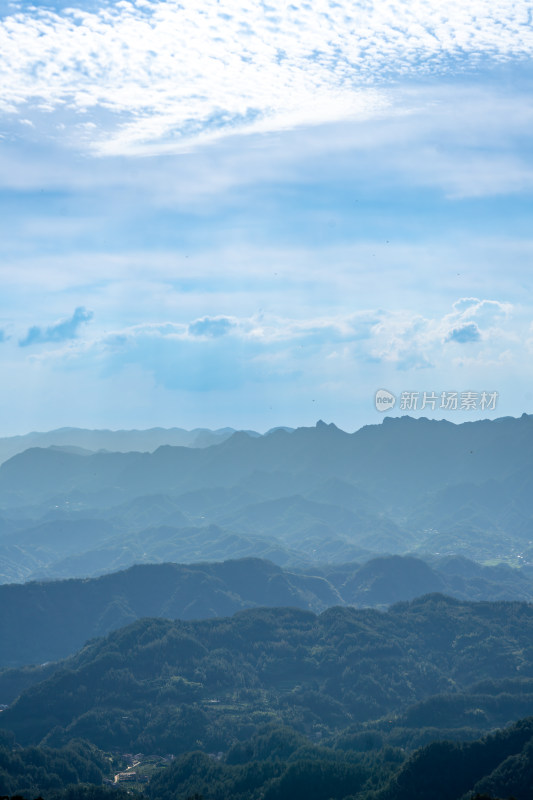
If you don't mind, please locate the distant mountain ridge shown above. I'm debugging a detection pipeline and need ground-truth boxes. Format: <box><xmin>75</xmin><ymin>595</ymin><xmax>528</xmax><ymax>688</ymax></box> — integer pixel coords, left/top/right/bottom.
<box><xmin>1</xmin><ymin>414</ymin><xmax>533</xmax><ymax>582</ymax></box>
<box><xmin>0</xmin><ymin>425</ymin><xmax>269</xmax><ymax>465</ymax></box>
<box><xmin>3</xmin><ymin>414</ymin><xmax>533</xmax><ymax>505</ymax></box>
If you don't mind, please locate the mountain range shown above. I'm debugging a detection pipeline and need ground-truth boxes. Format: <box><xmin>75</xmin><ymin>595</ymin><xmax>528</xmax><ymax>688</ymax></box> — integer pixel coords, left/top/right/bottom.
<box><xmin>1</xmin><ymin>414</ymin><xmax>533</xmax><ymax>583</ymax></box>
<box><xmin>0</xmin><ymin>426</ymin><xmax>262</xmax><ymax>465</ymax></box>
<box><xmin>3</xmin><ymin>554</ymin><xmax>533</xmax><ymax>668</ymax></box>
<box><xmin>2</xmin><ymin>415</ymin><xmax>533</xmax><ymax>800</ymax></box>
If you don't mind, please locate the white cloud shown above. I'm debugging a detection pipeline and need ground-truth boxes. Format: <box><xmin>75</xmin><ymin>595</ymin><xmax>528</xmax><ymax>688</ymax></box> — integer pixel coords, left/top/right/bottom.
<box><xmin>1</xmin><ymin>0</ymin><xmax>532</xmax><ymax>153</ymax></box>
<box><xmin>450</xmin><ymin>297</ymin><xmax>512</xmax><ymax>323</ymax></box>
<box><xmin>367</xmin><ymin>298</ymin><xmax>517</xmax><ymax>369</ymax></box>
<box><xmin>21</xmin><ymin>299</ymin><xmax>521</xmax><ymax>379</ymax></box>
<box><xmin>1</xmin><ymin>79</ymin><xmax>532</xmax><ymax>206</ymax></box>
<box><xmin>2</xmin><ymin>298</ymin><xmax>531</xmax><ymax>432</ymax></box>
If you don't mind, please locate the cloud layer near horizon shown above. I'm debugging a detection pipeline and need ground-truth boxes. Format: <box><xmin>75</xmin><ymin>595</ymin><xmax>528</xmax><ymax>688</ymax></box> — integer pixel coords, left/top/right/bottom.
<box><xmin>12</xmin><ymin>296</ymin><xmax>515</xmax><ymax>375</ymax></box>
<box><xmin>0</xmin><ymin>296</ymin><xmax>526</xmax><ymax>433</ymax></box>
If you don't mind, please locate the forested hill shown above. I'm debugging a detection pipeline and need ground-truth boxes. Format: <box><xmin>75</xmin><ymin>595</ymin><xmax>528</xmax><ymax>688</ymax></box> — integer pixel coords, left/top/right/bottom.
<box><xmin>3</xmin><ymin>555</ymin><xmax>533</xmax><ymax>668</ymax></box>
<box><xmin>148</xmin><ymin>719</ymin><xmax>533</xmax><ymax>800</ymax></box>
<box><xmin>4</xmin><ymin>596</ymin><xmax>533</xmax><ymax>755</ymax></box>
<box><xmin>4</xmin><ymin>715</ymin><xmax>533</xmax><ymax>800</ymax></box>
<box><xmin>145</xmin><ymin>716</ymin><xmax>533</xmax><ymax>800</ymax></box>
<box><xmin>0</xmin><ymin>558</ymin><xmax>340</xmax><ymax>667</ymax></box>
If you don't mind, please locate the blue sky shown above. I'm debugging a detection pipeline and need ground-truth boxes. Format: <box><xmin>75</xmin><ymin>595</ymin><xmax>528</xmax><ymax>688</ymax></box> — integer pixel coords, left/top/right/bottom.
<box><xmin>0</xmin><ymin>0</ymin><xmax>533</xmax><ymax>434</ymax></box>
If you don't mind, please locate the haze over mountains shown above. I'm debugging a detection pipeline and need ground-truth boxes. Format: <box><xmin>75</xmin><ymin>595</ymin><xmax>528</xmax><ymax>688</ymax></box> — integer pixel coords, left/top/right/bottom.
<box><xmin>1</xmin><ymin>414</ymin><xmax>533</xmax><ymax>584</ymax></box>
<box><xmin>0</xmin><ymin>425</ymin><xmax>262</xmax><ymax>466</ymax></box>
<box><xmin>2</xmin><ymin>413</ymin><xmax>533</xmax><ymax>673</ymax></box>
<box><xmin>2</xmin><ymin>415</ymin><xmax>533</xmax><ymax>800</ymax></box>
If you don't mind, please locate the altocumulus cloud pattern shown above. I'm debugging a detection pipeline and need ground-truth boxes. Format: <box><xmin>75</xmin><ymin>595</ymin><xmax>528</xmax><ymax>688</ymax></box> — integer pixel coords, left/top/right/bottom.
<box><xmin>1</xmin><ymin>0</ymin><xmax>532</xmax><ymax>154</ymax></box>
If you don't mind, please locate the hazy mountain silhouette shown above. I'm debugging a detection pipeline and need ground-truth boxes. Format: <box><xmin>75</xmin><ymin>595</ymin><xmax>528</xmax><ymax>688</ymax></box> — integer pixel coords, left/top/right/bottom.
<box><xmin>1</xmin><ymin>414</ymin><xmax>533</xmax><ymax>581</ymax></box>
<box><xmin>0</xmin><ymin>425</ymin><xmax>254</xmax><ymax>465</ymax></box>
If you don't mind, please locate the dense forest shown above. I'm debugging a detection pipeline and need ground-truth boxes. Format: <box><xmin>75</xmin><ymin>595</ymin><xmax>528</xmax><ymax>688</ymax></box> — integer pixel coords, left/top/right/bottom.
<box><xmin>4</xmin><ymin>597</ymin><xmax>533</xmax><ymax>757</ymax></box>
<box><xmin>2</xmin><ymin>707</ymin><xmax>533</xmax><ymax>799</ymax></box>
<box><xmin>4</xmin><ymin>555</ymin><xmax>533</xmax><ymax>668</ymax></box>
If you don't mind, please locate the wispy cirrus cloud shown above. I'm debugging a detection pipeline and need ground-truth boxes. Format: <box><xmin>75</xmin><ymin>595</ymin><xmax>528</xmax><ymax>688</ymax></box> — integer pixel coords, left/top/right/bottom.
<box><xmin>19</xmin><ymin>306</ymin><xmax>93</xmax><ymax>347</ymax></box>
<box><xmin>1</xmin><ymin>0</ymin><xmax>532</xmax><ymax>154</ymax></box>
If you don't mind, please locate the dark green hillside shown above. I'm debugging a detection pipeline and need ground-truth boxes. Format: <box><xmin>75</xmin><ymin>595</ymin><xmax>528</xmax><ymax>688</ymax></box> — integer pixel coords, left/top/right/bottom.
<box><xmin>3</xmin><ymin>707</ymin><xmax>533</xmax><ymax>800</ymax></box>
<box><xmin>0</xmin><ymin>733</ymin><xmax>107</xmax><ymax>798</ymax></box>
<box><xmin>5</xmin><ymin>555</ymin><xmax>533</xmax><ymax>669</ymax></box>
<box><xmin>0</xmin><ymin>558</ymin><xmax>341</xmax><ymax>667</ymax></box>
<box><xmin>373</xmin><ymin>717</ymin><xmax>533</xmax><ymax>800</ymax></box>
<box><xmin>4</xmin><ymin>597</ymin><xmax>533</xmax><ymax>754</ymax></box>
<box><xmin>138</xmin><ymin>718</ymin><xmax>533</xmax><ymax>800</ymax></box>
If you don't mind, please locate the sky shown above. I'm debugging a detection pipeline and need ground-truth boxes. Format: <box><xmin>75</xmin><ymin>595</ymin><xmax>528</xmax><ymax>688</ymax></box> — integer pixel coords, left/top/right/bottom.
<box><xmin>0</xmin><ymin>0</ymin><xmax>533</xmax><ymax>435</ymax></box>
